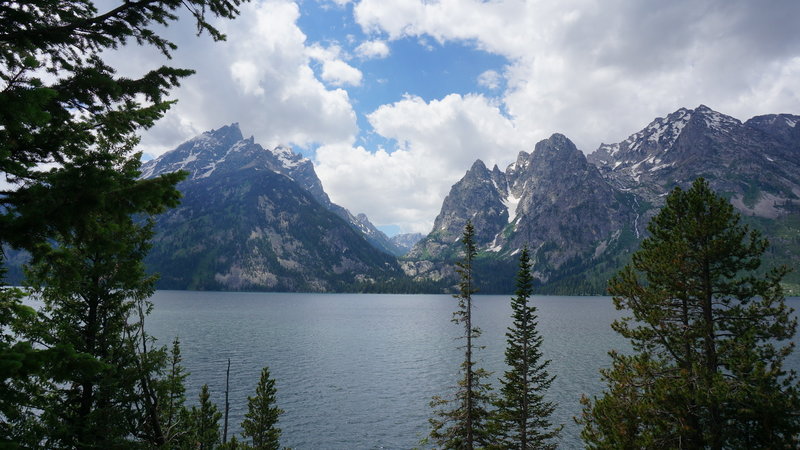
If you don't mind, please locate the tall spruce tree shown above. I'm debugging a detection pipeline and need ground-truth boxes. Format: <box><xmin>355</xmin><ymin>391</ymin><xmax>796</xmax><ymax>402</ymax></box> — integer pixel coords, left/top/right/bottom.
<box><xmin>579</xmin><ymin>178</ymin><xmax>800</xmax><ymax>448</ymax></box>
<box><xmin>159</xmin><ymin>336</ymin><xmax>191</xmax><ymax>447</ymax></box>
<box><xmin>0</xmin><ymin>0</ymin><xmax>246</xmax><ymax>446</ymax></box>
<box><xmin>241</xmin><ymin>366</ymin><xmax>283</xmax><ymax>450</ymax></box>
<box><xmin>20</xmin><ymin>148</ymin><xmax>182</xmax><ymax>448</ymax></box>
<box><xmin>491</xmin><ymin>246</ymin><xmax>561</xmax><ymax>449</ymax></box>
<box><xmin>190</xmin><ymin>384</ymin><xmax>223</xmax><ymax>450</ymax></box>
<box><xmin>428</xmin><ymin>220</ymin><xmax>494</xmax><ymax>449</ymax></box>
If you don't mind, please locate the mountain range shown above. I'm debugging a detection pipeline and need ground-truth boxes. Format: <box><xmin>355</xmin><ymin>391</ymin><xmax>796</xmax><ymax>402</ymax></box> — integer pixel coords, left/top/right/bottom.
<box><xmin>7</xmin><ymin>106</ymin><xmax>795</xmax><ymax>294</ymax></box>
<box><xmin>139</xmin><ymin>124</ymin><xmax>412</xmax><ymax>291</ymax></box>
<box><xmin>405</xmin><ymin>105</ymin><xmax>800</xmax><ymax>294</ymax></box>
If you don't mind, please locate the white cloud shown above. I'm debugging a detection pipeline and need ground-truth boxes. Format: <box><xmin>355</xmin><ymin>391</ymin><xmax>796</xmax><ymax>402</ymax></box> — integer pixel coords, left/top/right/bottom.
<box><xmin>355</xmin><ymin>39</ymin><xmax>390</xmax><ymax>59</ymax></box>
<box><xmin>315</xmin><ymin>93</ymin><xmax>527</xmax><ymax>233</ymax></box>
<box><xmin>353</xmin><ymin>0</ymin><xmax>800</xmax><ymax>151</ymax></box>
<box><xmin>477</xmin><ymin>70</ymin><xmax>501</xmax><ymax>90</ymax></box>
<box><xmin>306</xmin><ymin>42</ymin><xmax>362</xmax><ymax>86</ymax></box>
<box><xmin>132</xmin><ymin>0</ymin><xmax>358</xmax><ymax>155</ymax></box>
<box><xmin>320</xmin><ymin>59</ymin><xmax>363</xmax><ymax>86</ymax></box>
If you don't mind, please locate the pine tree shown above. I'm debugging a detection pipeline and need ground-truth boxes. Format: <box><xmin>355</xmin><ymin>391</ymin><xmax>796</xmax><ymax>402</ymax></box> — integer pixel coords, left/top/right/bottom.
<box><xmin>579</xmin><ymin>178</ymin><xmax>800</xmax><ymax>448</ymax></box>
<box><xmin>190</xmin><ymin>384</ymin><xmax>223</xmax><ymax>450</ymax></box>
<box><xmin>491</xmin><ymin>246</ymin><xmax>561</xmax><ymax>449</ymax></box>
<box><xmin>241</xmin><ymin>366</ymin><xmax>283</xmax><ymax>450</ymax></box>
<box><xmin>0</xmin><ymin>0</ymin><xmax>244</xmax><ymax>446</ymax></box>
<box><xmin>428</xmin><ymin>220</ymin><xmax>494</xmax><ymax>449</ymax></box>
<box><xmin>159</xmin><ymin>336</ymin><xmax>191</xmax><ymax>447</ymax></box>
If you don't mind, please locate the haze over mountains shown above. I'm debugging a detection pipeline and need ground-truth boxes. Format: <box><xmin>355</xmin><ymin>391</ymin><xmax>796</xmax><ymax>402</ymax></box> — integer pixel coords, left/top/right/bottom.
<box><xmin>134</xmin><ymin>105</ymin><xmax>800</xmax><ymax>293</ymax></box>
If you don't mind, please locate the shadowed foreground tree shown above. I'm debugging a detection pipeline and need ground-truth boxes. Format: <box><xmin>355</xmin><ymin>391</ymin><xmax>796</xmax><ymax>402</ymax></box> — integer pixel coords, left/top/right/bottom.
<box><xmin>190</xmin><ymin>384</ymin><xmax>223</xmax><ymax>450</ymax></box>
<box><xmin>491</xmin><ymin>246</ymin><xmax>561</xmax><ymax>449</ymax></box>
<box><xmin>0</xmin><ymin>0</ymin><xmax>246</xmax><ymax>446</ymax></box>
<box><xmin>241</xmin><ymin>366</ymin><xmax>283</xmax><ymax>449</ymax></box>
<box><xmin>579</xmin><ymin>178</ymin><xmax>800</xmax><ymax>449</ymax></box>
<box><xmin>21</xmin><ymin>149</ymin><xmax>182</xmax><ymax>448</ymax></box>
<box><xmin>428</xmin><ymin>220</ymin><xmax>494</xmax><ymax>449</ymax></box>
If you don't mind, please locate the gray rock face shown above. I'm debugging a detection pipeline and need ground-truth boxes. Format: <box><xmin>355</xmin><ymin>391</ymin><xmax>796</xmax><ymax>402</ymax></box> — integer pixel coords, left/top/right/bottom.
<box><xmin>141</xmin><ymin>125</ymin><xmax>402</xmax><ymax>291</ymax></box>
<box><xmin>588</xmin><ymin>105</ymin><xmax>800</xmax><ymax>219</ymax></box>
<box><xmin>408</xmin><ymin>133</ymin><xmax>636</xmax><ymax>283</ymax></box>
<box><xmin>141</xmin><ymin>124</ymin><xmax>400</xmax><ymax>255</ymax></box>
<box><xmin>408</xmin><ymin>159</ymin><xmax>508</xmax><ymax>260</ymax></box>
<box><xmin>407</xmin><ymin>106</ymin><xmax>800</xmax><ymax>292</ymax></box>
<box><xmin>501</xmin><ymin>134</ymin><xmax>634</xmax><ymax>272</ymax></box>
<box><xmin>389</xmin><ymin>233</ymin><xmax>424</xmax><ymax>255</ymax></box>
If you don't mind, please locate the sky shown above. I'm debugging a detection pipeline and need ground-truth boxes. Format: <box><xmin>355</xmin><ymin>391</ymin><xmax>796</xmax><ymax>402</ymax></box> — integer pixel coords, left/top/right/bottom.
<box><xmin>119</xmin><ymin>0</ymin><xmax>800</xmax><ymax>236</ymax></box>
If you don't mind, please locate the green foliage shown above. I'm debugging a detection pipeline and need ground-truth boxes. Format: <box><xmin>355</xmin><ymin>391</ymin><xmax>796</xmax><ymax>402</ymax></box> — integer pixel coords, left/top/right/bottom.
<box><xmin>491</xmin><ymin>247</ymin><xmax>561</xmax><ymax>449</ymax></box>
<box><xmin>428</xmin><ymin>221</ymin><xmax>495</xmax><ymax>449</ymax></box>
<box><xmin>189</xmin><ymin>384</ymin><xmax>222</xmax><ymax>450</ymax></box>
<box><xmin>241</xmin><ymin>366</ymin><xmax>283</xmax><ymax>450</ymax></box>
<box><xmin>0</xmin><ymin>0</ymin><xmax>246</xmax><ymax>446</ymax></box>
<box><xmin>580</xmin><ymin>178</ymin><xmax>800</xmax><ymax>448</ymax></box>
<box><xmin>158</xmin><ymin>337</ymin><xmax>192</xmax><ymax>448</ymax></box>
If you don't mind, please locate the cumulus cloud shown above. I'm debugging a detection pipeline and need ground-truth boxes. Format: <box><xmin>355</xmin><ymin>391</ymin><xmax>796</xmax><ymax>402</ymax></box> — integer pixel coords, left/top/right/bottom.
<box><xmin>353</xmin><ymin>0</ymin><xmax>800</xmax><ymax>150</ymax></box>
<box><xmin>355</xmin><ymin>39</ymin><xmax>390</xmax><ymax>59</ymax></box>
<box><xmin>320</xmin><ymin>59</ymin><xmax>363</xmax><ymax>86</ymax></box>
<box><xmin>477</xmin><ymin>70</ymin><xmax>501</xmax><ymax>90</ymax></box>
<box><xmin>315</xmin><ymin>93</ymin><xmax>527</xmax><ymax>233</ymax></box>
<box><xmin>131</xmin><ymin>0</ymin><xmax>358</xmax><ymax>155</ymax></box>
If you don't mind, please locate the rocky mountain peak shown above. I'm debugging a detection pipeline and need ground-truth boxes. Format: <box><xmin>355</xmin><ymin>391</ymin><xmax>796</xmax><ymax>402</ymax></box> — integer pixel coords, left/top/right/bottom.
<box><xmin>530</xmin><ymin>133</ymin><xmax>585</xmax><ymax>167</ymax></box>
<box><xmin>206</xmin><ymin>122</ymin><xmax>244</xmax><ymax>144</ymax></box>
<box><xmin>745</xmin><ymin>113</ymin><xmax>800</xmax><ymax>149</ymax></box>
<box><xmin>466</xmin><ymin>159</ymin><xmax>490</xmax><ymax>177</ymax></box>
<box><xmin>688</xmin><ymin>104</ymin><xmax>741</xmax><ymax>133</ymax></box>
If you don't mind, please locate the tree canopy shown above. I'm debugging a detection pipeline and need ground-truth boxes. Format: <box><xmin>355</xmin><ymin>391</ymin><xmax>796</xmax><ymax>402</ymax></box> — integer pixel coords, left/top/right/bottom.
<box><xmin>1</xmin><ymin>0</ymin><xmax>247</xmax><ymax>446</ymax></box>
<box><xmin>580</xmin><ymin>178</ymin><xmax>800</xmax><ymax>449</ymax></box>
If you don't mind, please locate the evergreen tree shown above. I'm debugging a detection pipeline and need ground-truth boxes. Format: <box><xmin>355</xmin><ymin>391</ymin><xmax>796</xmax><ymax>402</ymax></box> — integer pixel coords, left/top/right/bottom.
<box><xmin>579</xmin><ymin>178</ymin><xmax>800</xmax><ymax>448</ymax></box>
<box><xmin>491</xmin><ymin>246</ymin><xmax>561</xmax><ymax>449</ymax></box>
<box><xmin>241</xmin><ymin>366</ymin><xmax>283</xmax><ymax>450</ymax></box>
<box><xmin>19</xmin><ymin>148</ymin><xmax>177</xmax><ymax>448</ymax></box>
<box><xmin>428</xmin><ymin>220</ymin><xmax>494</xmax><ymax>449</ymax></box>
<box><xmin>190</xmin><ymin>384</ymin><xmax>222</xmax><ymax>450</ymax></box>
<box><xmin>159</xmin><ymin>337</ymin><xmax>191</xmax><ymax>447</ymax></box>
<box><xmin>0</xmin><ymin>0</ymin><xmax>245</xmax><ymax>446</ymax></box>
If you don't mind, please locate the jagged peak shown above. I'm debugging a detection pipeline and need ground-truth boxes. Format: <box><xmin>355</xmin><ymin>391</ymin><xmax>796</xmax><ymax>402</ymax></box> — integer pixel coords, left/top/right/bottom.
<box><xmin>468</xmin><ymin>159</ymin><xmax>489</xmax><ymax>173</ymax></box>
<box><xmin>270</xmin><ymin>144</ymin><xmax>309</xmax><ymax>170</ymax></box>
<box><xmin>533</xmin><ymin>133</ymin><xmax>581</xmax><ymax>158</ymax></box>
<box><xmin>205</xmin><ymin>122</ymin><xmax>244</xmax><ymax>142</ymax></box>
<box><xmin>689</xmin><ymin>104</ymin><xmax>740</xmax><ymax>131</ymax></box>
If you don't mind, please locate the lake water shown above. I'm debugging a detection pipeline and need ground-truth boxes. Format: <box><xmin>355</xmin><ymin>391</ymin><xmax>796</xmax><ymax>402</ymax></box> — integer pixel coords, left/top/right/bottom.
<box><xmin>145</xmin><ymin>292</ymin><xmax>800</xmax><ymax>449</ymax></box>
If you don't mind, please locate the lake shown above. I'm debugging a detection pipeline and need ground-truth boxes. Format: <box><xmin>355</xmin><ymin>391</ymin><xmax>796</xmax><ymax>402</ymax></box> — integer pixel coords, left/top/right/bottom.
<box><xmin>145</xmin><ymin>292</ymin><xmax>800</xmax><ymax>449</ymax></box>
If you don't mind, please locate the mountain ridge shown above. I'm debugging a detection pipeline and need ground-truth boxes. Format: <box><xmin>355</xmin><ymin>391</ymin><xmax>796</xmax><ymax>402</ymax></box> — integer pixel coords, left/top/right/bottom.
<box><xmin>405</xmin><ymin>105</ymin><xmax>800</xmax><ymax>294</ymax></box>
<box><xmin>140</xmin><ymin>125</ymin><xmax>404</xmax><ymax>291</ymax></box>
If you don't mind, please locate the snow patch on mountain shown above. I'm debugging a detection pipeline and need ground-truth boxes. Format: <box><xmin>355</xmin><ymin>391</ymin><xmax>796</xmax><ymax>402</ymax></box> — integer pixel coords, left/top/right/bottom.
<box><xmin>700</xmin><ymin>107</ymin><xmax>741</xmax><ymax>132</ymax></box>
<box><xmin>272</xmin><ymin>145</ymin><xmax>306</xmax><ymax>169</ymax></box>
<box><xmin>503</xmin><ymin>192</ymin><xmax>522</xmax><ymax>223</ymax></box>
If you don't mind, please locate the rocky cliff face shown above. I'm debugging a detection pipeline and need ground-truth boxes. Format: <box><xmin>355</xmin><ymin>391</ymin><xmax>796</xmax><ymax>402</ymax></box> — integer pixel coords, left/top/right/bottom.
<box><xmin>407</xmin><ymin>133</ymin><xmax>637</xmax><ymax>288</ymax></box>
<box><xmin>406</xmin><ymin>106</ymin><xmax>800</xmax><ymax>293</ymax></box>
<box><xmin>589</xmin><ymin>105</ymin><xmax>800</xmax><ymax>219</ymax></box>
<box><xmin>141</xmin><ymin>125</ymin><xmax>402</xmax><ymax>291</ymax></box>
<box><xmin>141</xmin><ymin>124</ymin><xmax>402</xmax><ymax>256</ymax></box>
<box><xmin>389</xmin><ymin>233</ymin><xmax>424</xmax><ymax>255</ymax></box>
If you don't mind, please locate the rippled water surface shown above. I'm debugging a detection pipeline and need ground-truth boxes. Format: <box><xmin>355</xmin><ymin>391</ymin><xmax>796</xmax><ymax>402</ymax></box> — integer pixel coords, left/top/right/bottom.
<box><xmin>145</xmin><ymin>292</ymin><xmax>800</xmax><ymax>449</ymax></box>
